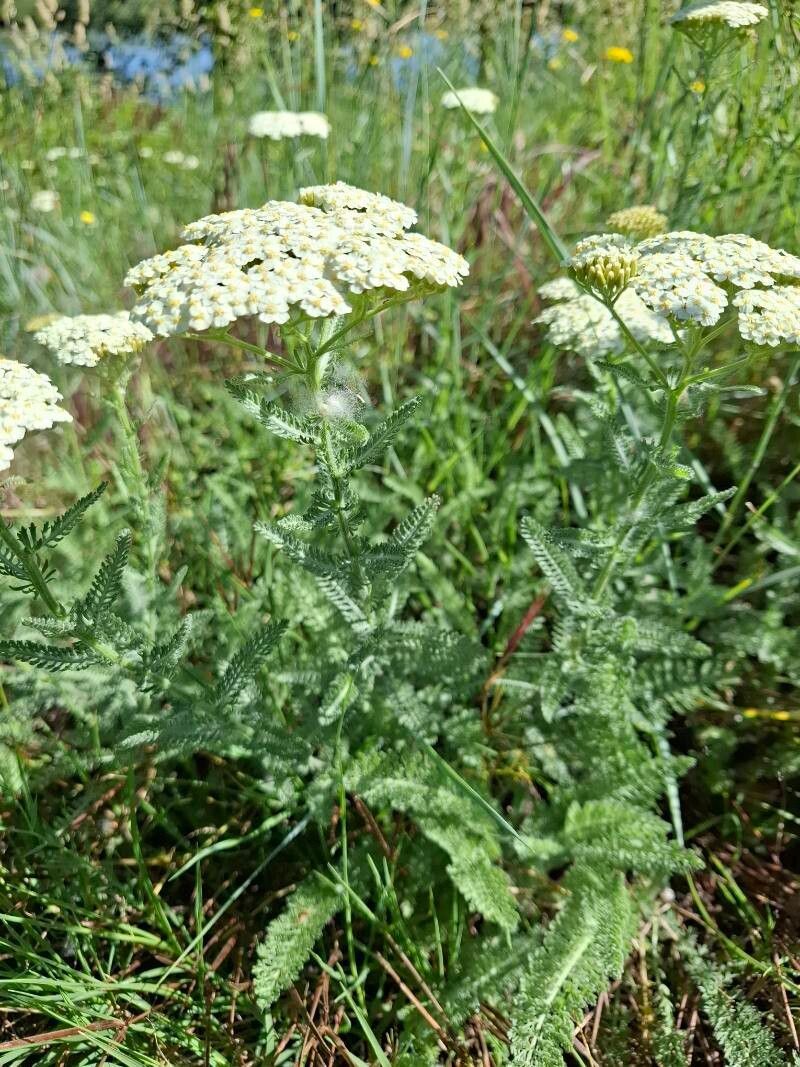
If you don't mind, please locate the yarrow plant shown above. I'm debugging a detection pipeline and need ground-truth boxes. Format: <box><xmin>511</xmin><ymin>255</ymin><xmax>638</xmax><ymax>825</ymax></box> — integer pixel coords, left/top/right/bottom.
<box><xmin>671</xmin><ymin>1</ymin><xmax>768</xmax><ymax>53</ymax></box>
<box><xmin>34</xmin><ymin>312</ymin><xmax>153</xmax><ymax>368</ymax></box>
<box><xmin>564</xmin><ymin>229</ymin><xmax>800</xmax><ymax>337</ymax></box>
<box><xmin>671</xmin><ymin>1</ymin><xmax>769</xmax><ymax>31</ymax></box>
<box><xmin>247</xmin><ymin>110</ymin><xmax>331</xmax><ymax>140</ymax></box>
<box><xmin>2</xmin><ymin>11</ymin><xmax>799</xmax><ymax>1062</ymax></box>
<box><xmin>441</xmin><ymin>87</ymin><xmax>498</xmax><ymax>114</ymax></box>
<box><xmin>535</xmin><ymin>277</ymin><xmax>673</xmax><ymax>357</ymax></box>
<box><xmin>0</xmin><ymin>358</ymin><xmax>71</xmax><ymax>472</ymax></box>
<box><xmin>122</xmin><ymin>182</ymin><xmax>467</xmax><ymax>342</ymax></box>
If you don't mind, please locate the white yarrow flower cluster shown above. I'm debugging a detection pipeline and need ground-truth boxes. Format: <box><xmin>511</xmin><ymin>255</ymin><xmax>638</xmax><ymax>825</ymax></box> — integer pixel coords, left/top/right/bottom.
<box><xmin>299</xmin><ymin>183</ymin><xmax>418</xmax><ymax>232</ymax></box>
<box><xmin>31</xmin><ymin>190</ymin><xmax>59</xmax><ymax>213</ymax></box>
<box><xmin>163</xmin><ymin>150</ymin><xmax>200</xmax><ymax>170</ymax></box>
<box><xmin>34</xmin><ymin>312</ymin><xmax>154</xmax><ymax>368</ymax></box>
<box><xmin>671</xmin><ymin>2</ymin><xmax>768</xmax><ymax>29</ymax></box>
<box><xmin>441</xmin><ymin>88</ymin><xmax>498</xmax><ymax>115</ymax></box>
<box><xmin>45</xmin><ymin>146</ymin><xmax>83</xmax><ymax>161</ymax></box>
<box><xmin>535</xmin><ymin>278</ymin><xmax>673</xmax><ymax>357</ymax></box>
<box><xmin>556</xmin><ymin>228</ymin><xmax>800</xmax><ymax>344</ymax></box>
<box><xmin>633</xmin><ymin>251</ymin><xmax>728</xmax><ymax>325</ymax></box>
<box><xmin>247</xmin><ymin>111</ymin><xmax>330</xmax><ymax>140</ymax></box>
<box><xmin>638</xmin><ymin>232</ymin><xmax>800</xmax><ymax>290</ymax></box>
<box><xmin>733</xmin><ymin>287</ymin><xmax>800</xmax><ymax>346</ymax></box>
<box><xmin>125</xmin><ymin>182</ymin><xmax>469</xmax><ymax>338</ymax></box>
<box><xmin>0</xmin><ymin>358</ymin><xmax>72</xmax><ymax>471</ymax></box>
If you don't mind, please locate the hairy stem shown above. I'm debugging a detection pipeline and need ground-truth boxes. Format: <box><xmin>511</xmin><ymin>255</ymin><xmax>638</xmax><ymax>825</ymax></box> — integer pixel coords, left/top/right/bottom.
<box><xmin>0</xmin><ymin>517</ymin><xmax>64</xmax><ymax>617</ymax></box>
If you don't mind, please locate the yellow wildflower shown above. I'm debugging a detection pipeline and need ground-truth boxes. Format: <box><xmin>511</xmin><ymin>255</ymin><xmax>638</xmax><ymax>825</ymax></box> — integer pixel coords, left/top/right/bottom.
<box><xmin>79</xmin><ymin>210</ymin><xmax>96</xmax><ymax>225</ymax></box>
<box><xmin>248</xmin><ymin>6</ymin><xmax>263</xmax><ymax>16</ymax></box>
<box><xmin>397</xmin><ymin>45</ymin><xmax>413</xmax><ymax>59</ymax></box>
<box><xmin>562</xmin><ymin>28</ymin><xmax>579</xmax><ymax>42</ymax></box>
<box><xmin>548</xmin><ymin>56</ymin><xmax>563</xmax><ymax>71</ymax></box>
<box><xmin>690</xmin><ymin>79</ymin><xmax>706</xmax><ymax>93</ymax></box>
<box><xmin>351</xmin><ymin>18</ymin><xmax>364</xmax><ymax>30</ymax></box>
<box><xmin>287</xmin><ymin>29</ymin><xmax>299</xmax><ymax>41</ymax></box>
<box><xmin>604</xmin><ymin>46</ymin><xmax>634</xmax><ymax>63</ymax></box>
<box><xmin>368</xmin><ymin>54</ymin><xmax>380</xmax><ymax>66</ymax></box>
<box><xmin>435</xmin><ymin>29</ymin><xmax>448</xmax><ymax>40</ymax></box>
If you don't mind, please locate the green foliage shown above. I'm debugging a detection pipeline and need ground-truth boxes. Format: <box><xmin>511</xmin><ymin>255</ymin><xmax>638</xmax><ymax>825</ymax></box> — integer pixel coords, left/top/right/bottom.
<box><xmin>348</xmin><ymin>751</ymin><xmax>519</xmax><ymax>931</ymax></box>
<box><xmin>682</xmin><ymin>939</ymin><xmax>789</xmax><ymax>1067</ymax></box>
<box><xmin>252</xmin><ymin>872</ymin><xmax>342</xmax><ymax>1011</ymax></box>
<box><xmin>510</xmin><ymin>865</ymin><xmax>635</xmax><ymax>1065</ymax></box>
<box><xmin>212</xmin><ymin>620</ymin><xmax>287</xmax><ymax>708</ymax></box>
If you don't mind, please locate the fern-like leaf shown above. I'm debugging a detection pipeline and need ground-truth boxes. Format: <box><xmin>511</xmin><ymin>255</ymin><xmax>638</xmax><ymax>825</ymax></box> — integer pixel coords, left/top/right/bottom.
<box><xmin>510</xmin><ymin>864</ymin><xmax>635</xmax><ymax>1065</ymax></box>
<box><xmin>74</xmin><ymin>530</ymin><xmax>131</xmax><ymax>624</ymax></box>
<box><xmin>214</xmin><ymin>620</ymin><xmax>286</xmax><ymax>707</ymax></box>
<box><xmin>252</xmin><ymin>873</ymin><xmax>341</xmax><ymax>1010</ymax></box>
<box><xmin>28</xmin><ymin>482</ymin><xmax>107</xmax><ymax>551</ymax></box>
<box><xmin>682</xmin><ymin>938</ymin><xmax>787</xmax><ymax>1067</ymax></box>
<box><xmin>343</xmin><ymin>395</ymin><xmax>423</xmax><ymax>474</ymax></box>
<box><xmin>520</xmin><ymin>516</ymin><xmax>592</xmax><ymax>613</ymax></box>
<box><xmin>0</xmin><ymin>640</ymin><xmax>100</xmax><ymax>672</ymax></box>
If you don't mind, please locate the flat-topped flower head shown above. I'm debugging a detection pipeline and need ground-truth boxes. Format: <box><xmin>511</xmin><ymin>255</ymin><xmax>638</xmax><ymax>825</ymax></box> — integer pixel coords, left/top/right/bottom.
<box><xmin>125</xmin><ymin>185</ymin><xmax>468</xmax><ymax>339</ymax></box>
<box><xmin>0</xmin><ymin>358</ymin><xmax>72</xmax><ymax>472</ymax></box>
<box><xmin>538</xmin><ymin>277</ymin><xmax>582</xmax><ymax>303</ymax></box>
<box><xmin>298</xmin><ymin>181</ymin><xmax>418</xmax><ymax>233</ymax></box>
<box><xmin>441</xmin><ymin>87</ymin><xmax>498</xmax><ymax>115</ymax></box>
<box><xmin>607</xmin><ymin>205</ymin><xmax>668</xmax><ymax>241</ymax></box>
<box><xmin>34</xmin><ymin>313</ymin><xmax>154</xmax><ymax>368</ymax></box>
<box><xmin>671</xmin><ymin>2</ymin><xmax>768</xmax><ymax>29</ymax></box>
<box><xmin>561</xmin><ymin>227</ymin><xmax>800</xmax><ymax>344</ymax></box>
<box><xmin>733</xmin><ymin>287</ymin><xmax>800</xmax><ymax>346</ymax></box>
<box><xmin>633</xmin><ymin>251</ymin><xmax>728</xmax><ymax>325</ymax></box>
<box><xmin>569</xmin><ymin>234</ymin><xmax>639</xmax><ymax>301</ymax></box>
<box><xmin>247</xmin><ymin>111</ymin><xmax>330</xmax><ymax>140</ymax></box>
<box><xmin>638</xmin><ymin>232</ymin><xmax>800</xmax><ymax>290</ymax></box>
<box><xmin>535</xmin><ymin>278</ymin><xmax>673</xmax><ymax>357</ymax></box>
<box><xmin>31</xmin><ymin>190</ymin><xmax>59</xmax><ymax>213</ymax></box>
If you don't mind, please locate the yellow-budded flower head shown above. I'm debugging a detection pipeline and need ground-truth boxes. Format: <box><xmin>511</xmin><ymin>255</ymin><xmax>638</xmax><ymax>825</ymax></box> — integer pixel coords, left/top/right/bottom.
<box><xmin>562</xmin><ymin>28</ymin><xmax>579</xmax><ymax>43</ymax></box>
<box><xmin>569</xmin><ymin>234</ymin><xmax>639</xmax><ymax>301</ymax></box>
<box><xmin>607</xmin><ymin>205</ymin><xmax>668</xmax><ymax>241</ymax></box>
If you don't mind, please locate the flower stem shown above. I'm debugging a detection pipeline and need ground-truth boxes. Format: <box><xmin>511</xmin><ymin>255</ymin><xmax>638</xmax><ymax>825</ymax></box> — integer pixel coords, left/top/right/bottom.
<box><xmin>0</xmin><ymin>517</ymin><xmax>64</xmax><ymax>617</ymax></box>
<box><xmin>107</xmin><ymin>378</ymin><xmax>159</xmax><ymax>614</ymax></box>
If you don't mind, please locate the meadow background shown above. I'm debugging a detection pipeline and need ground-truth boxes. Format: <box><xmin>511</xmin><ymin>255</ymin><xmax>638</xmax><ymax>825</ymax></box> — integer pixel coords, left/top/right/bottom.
<box><xmin>1</xmin><ymin>1</ymin><xmax>799</xmax><ymax>1064</ymax></box>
